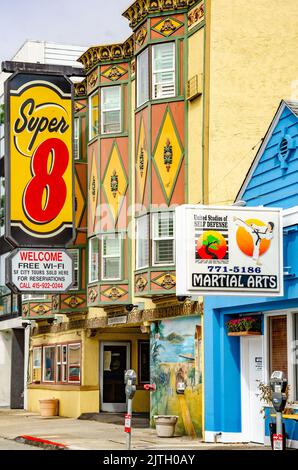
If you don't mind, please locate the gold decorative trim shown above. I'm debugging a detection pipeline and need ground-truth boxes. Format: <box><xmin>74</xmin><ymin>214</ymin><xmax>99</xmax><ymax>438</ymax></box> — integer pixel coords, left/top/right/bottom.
<box><xmin>74</xmin><ymin>80</ymin><xmax>87</xmax><ymax>97</ymax></box>
<box><xmin>135</xmin><ymin>275</ymin><xmax>148</xmax><ymax>291</ymax></box>
<box><xmin>78</xmin><ymin>36</ymin><xmax>134</xmax><ymax>72</ymax></box>
<box><xmin>135</xmin><ymin>26</ymin><xmax>148</xmax><ymax>46</ymax></box>
<box><xmin>123</xmin><ymin>0</ymin><xmax>197</xmax><ymax>29</ymax></box>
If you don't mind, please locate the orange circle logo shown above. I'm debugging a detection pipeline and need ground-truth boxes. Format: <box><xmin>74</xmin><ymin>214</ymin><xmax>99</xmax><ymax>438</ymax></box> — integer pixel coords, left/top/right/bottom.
<box><xmin>236</xmin><ymin>218</ymin><xmax>271</xmax><ymax>257</ymax></box>
<box><xmin>196</xmin><ymin>231</ymin><xmax>227</xmax><ymax>260</ymax></box>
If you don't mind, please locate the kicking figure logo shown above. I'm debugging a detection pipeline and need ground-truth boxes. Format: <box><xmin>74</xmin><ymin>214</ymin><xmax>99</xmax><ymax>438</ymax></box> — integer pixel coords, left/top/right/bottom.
<box><xmin>234</xmin><ymin>217</ymin><xmax>274</xmax><ymax>265</ymax></box>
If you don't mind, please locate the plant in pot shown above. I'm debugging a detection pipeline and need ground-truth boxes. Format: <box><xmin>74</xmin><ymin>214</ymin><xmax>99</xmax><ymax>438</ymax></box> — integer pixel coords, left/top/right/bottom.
<box><xmin>226</xmin><ymin>316</ymin><xmax>262</xmax><ymax>336</ymax></box>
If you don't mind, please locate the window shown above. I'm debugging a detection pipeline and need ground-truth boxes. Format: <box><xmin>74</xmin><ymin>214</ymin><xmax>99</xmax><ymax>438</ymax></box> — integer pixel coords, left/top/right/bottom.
<box><xmin>136</xmin><ymin>215</ymin><xmax>149</xmax><ymax>270</ymax></box>
<box><xmin>269</xmin><ymin>315</ymin><xmax>288</xmax><ymax>377</ymax></box>
<box><xmin>68</xmin><ymin>249</ymin><xmax>79</xmax><ymax>290</ymax></box>
<box><xmin>101</xmin><ymin>86</ymin><xmax>121</xmax><ymax>134</ymax></box>
<box><xmin>68</xmin><ymin>343</ymin><xmax>81</xmax><ymax>383</ymax></box>
<box><xmin>152</xmin><ymin>212</ymin><xmax>175</xmax><ymax>266</ymax></box>
<box><xmin>138</xmin><ymin>341</ymin><xmax>150</xmax><ymax>384</ymax></box>
<box><xmin>89</xmin><ymin>92</ymin><xmax>99</xmax><ymax>140</ymax></box>
<box><xmin>74</xmin><ymin>117</ymin><xmax>80</xmax><ymax>160</ymax></box>
<box><xmin>89</xmin><ymin>237</ymin><xmax>99</xmax><ymax>283</ymax></box>
<box><xmin>43</xmin><ymin>346</ymin><xmax>55</xmax><ymax>382</ymax></box>
<box><xmin>152</xmin><ymin>43</ymin><xmax>175</xmax><ymax>99</ymax></box>
<box><xmin>56</xmin><ymin>345</ymin><xmax>68</xmax><ymax>383</ymax></box>
<box><xmin>32</xmin><ymin>347</ymin><xmax>42</xmax><ymax>383</ymax></box>
<box><xmin>137</xmin><ymin>48</ymin><xmax>149</xmax><ymax>107</ymax></box>
<box><xmin>22</xmin><ymin>294</ymin><xmax>47</xmax><ymax>301</ymax></box>
<box><xmin>102</xmin><ymin>235</ymin><xmax>121</xmax><ymax>280</ymax></box>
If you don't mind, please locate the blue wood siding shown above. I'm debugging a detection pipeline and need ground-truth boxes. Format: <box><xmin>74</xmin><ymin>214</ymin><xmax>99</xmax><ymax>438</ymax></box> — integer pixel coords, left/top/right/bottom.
<box><xmin>242</xmin><ymin>105</ymin><xmax>298</xmax><ymax>209</ymax></box>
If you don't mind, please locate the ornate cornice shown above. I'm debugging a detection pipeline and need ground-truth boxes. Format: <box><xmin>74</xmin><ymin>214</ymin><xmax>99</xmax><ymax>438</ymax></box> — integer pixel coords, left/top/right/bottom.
<box><xmin>78</xmin><ymin>36</ymin><xmax>134</xmax><ymax>72</ymax></box>
<box><xmin>123</xmin><ymin>0</ymin><xmax>197</xmax><ymax>29</ymax></box>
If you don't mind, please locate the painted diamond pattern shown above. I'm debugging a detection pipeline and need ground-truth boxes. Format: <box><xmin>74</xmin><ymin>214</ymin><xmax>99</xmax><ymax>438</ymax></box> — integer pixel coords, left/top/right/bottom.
<box><xmin>136</xmin><ymin>117</ymin><xmax>148</xmax><ymax>203</ymax></box>
<box><xmin>102</xmin><ymin>65</ymin><xmax>127</xmax><ymax>81</ymax></box>
<box><xmin>152</xmin><ymin>17</ymin><xmax>184</xmax><ymax>37</ymax></box>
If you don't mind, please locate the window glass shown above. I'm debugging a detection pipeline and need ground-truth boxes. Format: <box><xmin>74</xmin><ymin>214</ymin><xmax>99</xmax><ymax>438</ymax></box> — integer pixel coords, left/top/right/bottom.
<box><xmin>89</xmin><ymin>237</ymin><xmax>99</xmax><ymax>283</ymax></box>
<box><xmin>269</xmin><ymin>316</ymin><xmax>288</xmax><ymax>377</ymax></box>
<box><xmin>153</xmin><ymin>212</ymin><xmax>175</xmax><ymax>265</ymax></box>
<box><xmin>152</xmin><ymin>43</ymin><xmax>175</xmax><ymax>99</ymax></box>
<box><xmin>101</xmin><ymin>86</ymin><xmax>121</xmax><ymax>134</ymax></box>
<box><xmin>33</xmin><ymin>348</ymin><xmax>41</xmax><ymax>369</ymax></box>
<box><xmin>102</xmin><ymin>235</ymin><xmax>121</xmax><ymax>280</ymax></box>
<box><xmin>89</xmin><ymin>92</ymin><xmax>99</xmax><ymax>140</ymax></box>
<box><xmin>136</xmin><ymin>215</ymin><xmax>149</xmax><ymax>269</ymax></box>
<box><xmin>137</xmin><ymin>48</ymin><xmax>149</xmax><ymax>107</ymax></box>
<box><xmin>74</xmin><ymin>117</ymin><xmax>80</xmax><ymax>160</ymax></box>
<box><xmin>43</xmin><ymin>346</ymin><xmax>55</xmax><ymax>382</ymax></box>
<box><xmin>68</xmin><ymin>249</ymin><xmax>79</xmax><ymax>290</ymax></box>
<box><xmin>68</xmin><ymin>344</ymin><xmax>81</xmax><ymax>382</ymax></box>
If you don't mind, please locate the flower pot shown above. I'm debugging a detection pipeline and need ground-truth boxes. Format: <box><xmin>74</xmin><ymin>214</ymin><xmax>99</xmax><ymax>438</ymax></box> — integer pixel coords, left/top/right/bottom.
<box><xmin>39</xmin><ymin>398</ymin><xmax>59</xmax><ymax>417</ymax></box>
<box><xmin>154</xmin><ymin>415</ymin><xmax>178</xmax><ymax>438</ymax></box>
<box><xmin>228</xmin><ymin>331</ymin><xmax>261</xmax><ymax>336</ymax></box>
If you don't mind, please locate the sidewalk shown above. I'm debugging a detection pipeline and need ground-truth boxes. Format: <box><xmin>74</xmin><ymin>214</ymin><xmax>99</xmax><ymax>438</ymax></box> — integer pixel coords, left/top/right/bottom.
<box><xmin>0</xmin><ymin>409</ymin><xmax>267</xmax><ymax>450</ymax></box>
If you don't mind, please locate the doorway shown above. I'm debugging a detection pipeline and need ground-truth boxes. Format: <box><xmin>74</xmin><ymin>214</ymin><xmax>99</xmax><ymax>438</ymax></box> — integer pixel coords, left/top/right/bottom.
<box><xmin>100</xmin><ymin>342</ymin><xmax>130</xmax><ymax>412</ymax></box>
<box><xmin>241</xmin><ymin>335</ymin><xmax>264</xmax><ymax>444</ymax></box>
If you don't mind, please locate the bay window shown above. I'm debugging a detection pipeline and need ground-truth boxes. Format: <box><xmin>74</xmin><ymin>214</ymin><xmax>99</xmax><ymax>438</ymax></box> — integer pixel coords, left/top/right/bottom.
<box><xmin>137</xmin><ymin>48</ymin><xmax>149</xmax><ymax>107</ymax></box>
<box><xmin>101</xmin><ymin>86</ymin><xmax>121</xmax><ymax>134</ymax></box>
<box><xmin>152</xmin><ymin>212</ymin><xmax>175</xmax><ymax>266</ymax></box>
<box><xmin>89</xmin><ymin>237</ymin><xmax>99</xmax><ymax>283</ymax></box>
<box><xmin>40</xmin><ymin>343</ymin><xmax>81</xmax><ymax>384</ymax></box>
<box><xmin>152</xmin><ymin>42</ymin><xmax>175</xmax><ymax>99</ymax></box>
<box><xmin>136</xmin><ymin>215</ymin><xmax>149</xmax><ymax>270</ymax></box>
<box><xmin>89</xmin><ymin>91</ymin><xmax>99</xmax><ymax>140</ymax></box>
<box><xmin>102</xmin><ymin>235</ymin><xmax>121</xmax><ymax>280</ymax></box>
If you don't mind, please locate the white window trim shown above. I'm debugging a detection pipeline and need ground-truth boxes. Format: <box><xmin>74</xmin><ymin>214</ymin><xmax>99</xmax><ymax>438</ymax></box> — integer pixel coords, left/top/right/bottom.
<box><xmin>62</xmin><ymin>344</ymin><xmax>68</xmax><ymax>383</ymax></box>
<box><xmin>42</xmin><ymin>346</ymin><xmax>55</xmax><ymax>383</ymax></box>
<box><xmin>89</xmin><ymin>237</ymin><xmax>99</xmax><ymax>283</ymax></box>
<box><xmin>101</xmin><ymin>235</ymin><xmax>122</xmax><ymax>281</ymax></box>
<box><xmin>137</xmin><ymin>48</ymin><xmax>149</xmax><ymax>108</ymax></box>
<box><xmin>264</xmin><ymin>309</ymin><xmax>298</xmax><ymax>406</ymax></box>
<box><xmin>101</xmin><ymin>86</ymin><xmax>121</xmax><ymax>135</ymax></box>
<box><xmin>152</xmin><ymin>42</ymin><xmax>176</xmax><ymax>100</ymax></box>
<box><xmin>33</xmin><ymin>347</ymin><xmax>42</xmax><ymax>369</ymax></box>
<box><xmin>152</xmin><ymin>212</ymin><xmax>175</xmax><ymax>267</ymax></box>
<box><xmin>89</xmin><ymin>91</ymin><xmax>99</xmax><ymax>141</ymax></box>
<box><xmin>74</xmin><ymin>117</ymin><xmax>80</xmax><ymax>160</ymax></box>
<box><xmin>68</xmin><ymin>343</ymin><xmax>81</xmax><ymax>384</ymax></box>
<box><xmin>68</xmin><ymin>248</ymin><xmax>79</xmax><ymax>290</ymax></box>
<box><xmin>136</xmin><ymin>214</ymin><xmax>149</xmax><ymax>270</ymax></box>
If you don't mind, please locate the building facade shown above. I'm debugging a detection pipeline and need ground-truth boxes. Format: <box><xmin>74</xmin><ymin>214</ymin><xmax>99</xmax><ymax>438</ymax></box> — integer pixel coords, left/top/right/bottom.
<box><xmin>204</xmin><ymin>100</ymin><xmax>298</xmax><ymax>447</ymax></box>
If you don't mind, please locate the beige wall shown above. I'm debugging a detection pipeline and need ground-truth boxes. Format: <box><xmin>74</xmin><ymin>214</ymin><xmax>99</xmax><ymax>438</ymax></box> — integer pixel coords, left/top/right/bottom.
<box><xmin>207</xmin><ymin>0</ymin><xmax>298</xmax><ymax>204</ymax></box>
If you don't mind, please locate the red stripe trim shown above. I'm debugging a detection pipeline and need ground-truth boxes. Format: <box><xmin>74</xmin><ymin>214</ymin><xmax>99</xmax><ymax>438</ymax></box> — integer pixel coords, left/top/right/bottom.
<box><xmin>20</xmin><ymin>435</ymin><xmax>67</xmax><ymax>448</ymax></box>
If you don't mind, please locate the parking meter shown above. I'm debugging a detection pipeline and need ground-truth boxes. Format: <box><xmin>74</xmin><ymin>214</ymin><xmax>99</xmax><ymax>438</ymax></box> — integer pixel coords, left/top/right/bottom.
<box><xmin>270</xmin><ymin>371</ymin><xmax>287</xmax><ymax>413</ymax></box>
<box><xmin>124</xmin><ymin>369</ymin><xmax>137</xmax><ymax>450</ymax></box>
<box><xmin>270</xmin><ymin>371</ymin><xmax>287</xmax><ymax>450</ymax></box>
<box><xmin>124</xmin><ymin>369</ymin><xmax>137</xmax><ymax>399</ymax></box>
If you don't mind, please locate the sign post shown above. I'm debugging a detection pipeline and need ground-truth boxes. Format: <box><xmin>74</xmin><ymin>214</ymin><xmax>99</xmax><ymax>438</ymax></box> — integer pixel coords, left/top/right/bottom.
<box><xmin>176</xmin><ymin>205</ymin><xmax>283</xmax><ymax>297</ymax></box>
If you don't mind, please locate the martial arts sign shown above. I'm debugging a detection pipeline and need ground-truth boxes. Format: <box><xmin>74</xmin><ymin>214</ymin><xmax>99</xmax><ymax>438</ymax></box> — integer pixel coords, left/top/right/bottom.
<box><xmin>234</xmin><ymin>217</ymin><xmax>274</xmax><ymax>265</ymax></box>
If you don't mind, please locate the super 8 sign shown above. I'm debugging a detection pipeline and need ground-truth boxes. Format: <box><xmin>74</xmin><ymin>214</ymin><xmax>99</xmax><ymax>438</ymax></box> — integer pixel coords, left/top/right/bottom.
<box><xmin>5</xmin><ymin>73</ymin><xmax>74</xmax><ymax>247</ymax></box>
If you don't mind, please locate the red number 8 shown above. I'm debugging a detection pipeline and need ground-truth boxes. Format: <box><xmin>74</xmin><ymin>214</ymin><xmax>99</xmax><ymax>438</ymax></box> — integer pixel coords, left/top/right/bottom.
<box><xmin>23</xmin><ymin>138</ymin><xmax>69</xmax><ymax>224</ymax></box>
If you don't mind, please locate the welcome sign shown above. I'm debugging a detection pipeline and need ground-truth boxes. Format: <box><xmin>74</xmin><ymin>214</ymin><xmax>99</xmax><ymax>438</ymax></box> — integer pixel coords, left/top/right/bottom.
<box><xmin>176</xmin><ymin>205</ymin><xmax>283</xmax><ymax>297</ymax></box>
<box><xmin>5</xmin><ymin>73</ymin><xmax>74</xmax><ymax>247</ymax></box>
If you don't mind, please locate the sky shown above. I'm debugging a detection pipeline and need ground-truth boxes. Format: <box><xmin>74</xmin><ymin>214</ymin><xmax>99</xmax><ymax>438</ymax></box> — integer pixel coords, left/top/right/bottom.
<box><xmin>0</xmin><ymin>0</ymin><xmax>132</xmax><ymax>62</ymax></box>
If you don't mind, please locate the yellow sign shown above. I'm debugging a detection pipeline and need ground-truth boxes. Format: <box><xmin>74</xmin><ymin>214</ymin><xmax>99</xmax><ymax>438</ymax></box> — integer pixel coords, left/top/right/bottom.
<box><xmin>5</xmin><ymin>73</ymin><xmax>74</xmax><ymax>246</ymax></box>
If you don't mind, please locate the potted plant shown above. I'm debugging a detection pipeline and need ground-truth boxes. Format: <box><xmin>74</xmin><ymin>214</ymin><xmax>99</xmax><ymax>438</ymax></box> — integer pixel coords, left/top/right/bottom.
<box><xmin>154</xmin><ymin>415</ymin><xmax>179</xmax><ymax>438</ymax></box>
<box><xmin>226</xmin><ymin>316</ymin><xmax>261</xmax><ymax>336</ymax></box>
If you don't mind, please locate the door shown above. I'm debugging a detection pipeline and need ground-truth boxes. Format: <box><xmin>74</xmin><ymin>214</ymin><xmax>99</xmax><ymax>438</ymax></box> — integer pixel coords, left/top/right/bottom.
<box><xmin>100</xmin><ymin>342</ymin><xmax>130</xmax><ymax>412</ymax></box>
<box><xmin>241</xmin><ymin>336</ymin><xmax>264</xmax><ymax>443</ymax></box>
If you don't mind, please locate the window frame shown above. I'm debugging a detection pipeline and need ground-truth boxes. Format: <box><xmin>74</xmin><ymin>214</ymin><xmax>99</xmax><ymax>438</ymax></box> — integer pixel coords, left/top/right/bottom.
<box><xmin>151</xmin><ymin>42</ymin><xmax>176</xmax><ymax>100</ymax></box>
<box><xmin>89</xmin><ymin>90</ymin><xmax>99</xmax><ymax>141</ymax></box>
<box><xmin>152</xmin><ymin>211</ymin><xmax>175</xmax><ymax>267</ymax></box>
<box><xmin>68</xmin><ymin>343</ymin><xmax>81</xmax><ymax>384</ymax></box>
<box><xmin>68</xmin><ymin>248</ymin><xmax>80</xmax><ymax>291</ymax></box>
<box><xmin>89</xmin><ymin>237</ymin><xmax>99</xmax><ymax>283</ymax></box>
<box><xmin>42</xmin><ymin>345</ymin><xmax>56</xmax><ymax>383</ymax></box>
<box><xmin>101</xmin><ymin>234</ymin><xmax>122</xmax><ymax>281</ymax></box>
<box><xmin>136</xmin><ymin>48</ymin><xmax>150</xmax><ymax>108</ymax></box>
<box><xmin>100</xmin><ymin>85</ymin><xmax>122</xmax><ymax>135</ymax></box>
<box><xmin>40</xmin><ymin>342</ymin><xmax>81</xmax><ymax>385</ymax></box>
<box><xmin>74</xmin><ymin>117</ymin><xmax>80</xmax><ymax>160</ymax></box>
<box><xmin>136</xmin><ymin>214</ymin><xmax>150</xmax><ymax>270</ymax></box>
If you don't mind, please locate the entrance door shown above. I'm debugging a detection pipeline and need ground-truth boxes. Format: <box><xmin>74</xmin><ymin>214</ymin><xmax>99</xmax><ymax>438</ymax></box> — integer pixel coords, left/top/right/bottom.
<box><xmin>241</xmin><ymin>336</ymin><xmax>264</xmax><ymax>443</ymax></box>
<box><xmin>100</xmin><ymin>342</ymin><xmax>130</xmax><ymax>412</ymax></box>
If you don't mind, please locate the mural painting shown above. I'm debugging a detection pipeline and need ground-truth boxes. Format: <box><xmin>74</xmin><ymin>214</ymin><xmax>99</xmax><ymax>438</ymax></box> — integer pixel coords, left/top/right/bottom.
<box><xmin>150</xmin><ymin>316</ymin><xmax>202</xmax><ymax>437</ymax></box>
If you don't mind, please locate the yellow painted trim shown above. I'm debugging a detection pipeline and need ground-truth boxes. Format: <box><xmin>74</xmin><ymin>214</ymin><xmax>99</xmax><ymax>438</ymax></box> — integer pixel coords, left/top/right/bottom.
<box><xmin>270</xmin><ymin>413</ymin><xmax>298</xmax><ymax>420</ymax></box>
<box><xmin>28</xmin><ymin>384</ymin><xmax>99</xmax><ymax>392</ymax></box>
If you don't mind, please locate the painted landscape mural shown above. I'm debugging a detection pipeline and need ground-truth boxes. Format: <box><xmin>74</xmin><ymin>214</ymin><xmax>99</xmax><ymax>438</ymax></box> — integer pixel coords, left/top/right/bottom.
<box><xmin>150</xmin><ymin>316</ymin><xmax>202</xmax><ymax>437</ymax></box>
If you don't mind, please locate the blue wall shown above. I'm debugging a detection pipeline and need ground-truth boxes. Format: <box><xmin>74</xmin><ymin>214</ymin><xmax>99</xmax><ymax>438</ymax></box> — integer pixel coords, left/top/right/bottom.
<box><xmin>204</xmin><ymin>102</ymin><xmax>298</xmax><ymax>437</ymax></box>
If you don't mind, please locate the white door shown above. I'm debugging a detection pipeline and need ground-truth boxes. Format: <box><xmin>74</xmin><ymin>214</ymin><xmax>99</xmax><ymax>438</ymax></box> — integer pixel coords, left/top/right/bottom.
<box><xmin>241</xmin><ymin>336</ymin><xmax>264</xmax><ymax>443</ymax></box>
<box><xmin>100</xmin><ymin>342</ymin><xmax>130</xmax><ymax>412</ymax></box>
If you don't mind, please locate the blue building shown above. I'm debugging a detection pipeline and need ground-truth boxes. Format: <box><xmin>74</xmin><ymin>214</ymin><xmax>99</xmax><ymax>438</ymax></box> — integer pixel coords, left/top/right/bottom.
<box><xmin>204</xmin><ymin>100</ymin><xmax>298</xmax><ymax>448</ymax></box>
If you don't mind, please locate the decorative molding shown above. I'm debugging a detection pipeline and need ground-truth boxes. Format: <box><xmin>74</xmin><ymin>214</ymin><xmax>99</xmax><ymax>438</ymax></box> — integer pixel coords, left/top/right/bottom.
<box><xmin>74</xmin><ymin>101</ymin><xmax>86</xmax><ymax>113</ymax></box>
<box><xmin>101</xmin><ymin>65</ymin><xmax>127</xmax><ymax>81</ymax></box>
<box><xmin>110</xmin><ymin>170</ymin><xmax>119</xmax><ymax>198</ymax></box>
<box><xmin>152</xmin><ymin>17</ymin><xmax>184</xmax><ymax>37</ymax></box>
<box><xmin>135</xmin><ymin>26</ymin><xmax>148</xmax><ymax>46</ymax></box>
<box><xmin>63</xmin><ymin>295</ymin><xmax>85</xmax><ymax>309</ymax></box>
<box><xmin>31</xmin><ymin>304</ymin><xmax>51</xmax><ymax>315</ymax></box>
<box><xmin>163</xmin><ymin>138</ymin><xmax>173</xmax><ymax>172</ymax></box>
<box><xmin>101</xmin><ymin>286</ymin><xmax>128</xmax><ymax>301</ymax></box>
<box><xmin>87</xmin><ymin>70</ymin><xmax>98</xmax><ymax>93</ymax></box>
<box><xmin>74</xmin><ymin>80</ymin><xmax>87</xmax><ymax>97</ymax></box>
<box><xmin>78</xmin><ymin>36</ymin><xmax>134</xmax><ymax>72</ymax></box>
<box><xmin>188</xmin><ymin>1</ymin><xmax>204</xmax><ymax>31</ymax></box>
<box><xmin>52</xmin><ymin>295</ymin><xmax>59</xmax><ymax>311</ymax></box>
<box><xmin>151</xmin><ymin>272</ymin><xmax>176</xmax><ymax>290</ymax></box>
<box><xmin>135</xmin><ymin>275</ymin><xmax>148</xmax><ymax>291</ymax></box>
<box><xmin>123</xmin><ymin>0</ymin><xmax>197</xmax><ymax>29</ymax></box>
<box><xmin>88</xmin><ymin>286</ymin><xmax>98</xmax><ymax>303</ymax></box>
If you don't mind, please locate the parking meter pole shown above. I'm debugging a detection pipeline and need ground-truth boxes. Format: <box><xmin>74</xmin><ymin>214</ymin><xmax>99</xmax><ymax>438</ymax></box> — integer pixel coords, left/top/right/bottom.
<box><xmin>270</xmin><ymin>371</ymin><xmax>287</xmax><ymax>451</ymax></box>
<box><xmin>127</xmin><ymin>397</ymin><xmax>132</xmax><ymax>450</ymax></box>
<box><xmin>276</xmin><ymin>411</ymin><xmax>283</xmax><ymax>436</ymax></box>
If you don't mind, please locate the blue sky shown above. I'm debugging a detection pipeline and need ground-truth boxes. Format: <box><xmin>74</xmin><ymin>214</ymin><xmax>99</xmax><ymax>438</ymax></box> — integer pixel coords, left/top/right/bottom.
<box><xmin>0</xmin><ymin>0</ymin><xmax>131</xmax><ymax>62</ymax></box>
